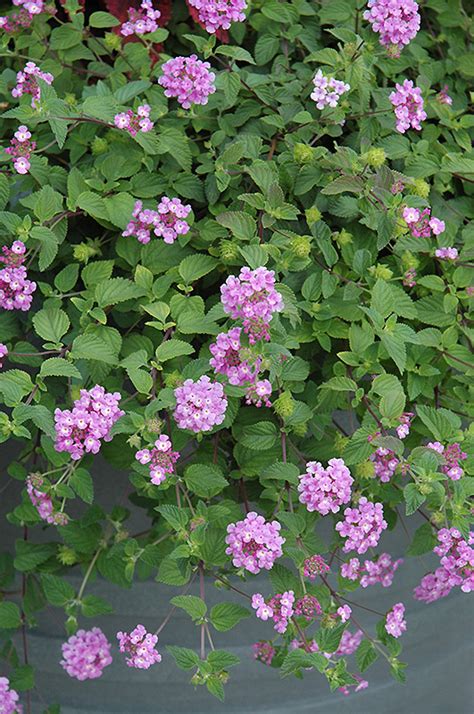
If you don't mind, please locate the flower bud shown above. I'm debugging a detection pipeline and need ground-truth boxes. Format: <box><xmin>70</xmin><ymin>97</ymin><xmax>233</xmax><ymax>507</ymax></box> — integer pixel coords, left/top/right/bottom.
<box><xmin>409</xmin><ymin>178</ymin><xmax>430</xmax><ymax>199</ymax></box>
<box><xmin>334</xmin><ymin>433</ymin><xmax>349</xmax><ymax>454</ymax></box>
<box><xmin>73</xmin><ymin>242</ymin><xmax>100</xmax><ymax>264</ymax></box>
<box><xmin>219</xmin><ymin>239</ymin><xmax>240</xmax><ymax>263</ymax></box>
<box><xmin>355</xmin><ymin>461</ymin><xmax>375</xmax><ymax>479</ymax></box>
<box><xmin>293</xmin><ymin>143</ymin><xmax>314</xmax><ymax>165</ymax></box>
<box><xmin>57</xmin><ymin>546</ymin><xmax>79</xmax><ymax>566</ymax></box>
<box><xmin>305</xmin><ymin>207</ymin><xmax>321</xmax><ymax>224</ymax></box>
<box><xmin>91</xmin><ymin>137</ymin><xmax>109</xmax><ymax>155</ymax></box>
<box><xmin>401</xmin><ymin>251</ymin><xmax>419</xmax><ymax>270</ymax></box>
<box><xmin>363</xmin><ymin>148</ymin><xmax>386</xmax><ymax>168</ymax></box>
<box><xmin>164</xmin><ymin>370</ymin><xmax>182</xmax><ymax>388</ymax></box>
<box><xmin>292</xmin><ymin>422</ymin><xmax>308</xmax><ymax>437</ymax></box>
<box><xmin>127</xmin><ymin>434</ymin><xmax>141</xmax><ymax>449</ymax></box>
<box><xmin>289</xmin><ymin>235</ymin><xmax>311</xmax><ymax>258</ymax></box>
<box><xmin>146</xmin><ymin>418</ymin><xmax>163</xmax><ymax>434</ymax></box>
<box><xmin>369</xmin><ymin>264</ymin><xmax>393</xmax><ymax>280</ymax></box>
<box><xmin>273</xmin><ymin>391</ymin><xmax>295</xmax><ymax>418</ymax></box>
<box><xmin>334</xmin><ymin>229</ymin><xmax>352</xmax><ymax>246</ymax></box>
<box><xmin>104</xmin><ymin>32</ymin><xmax>121</xmax><ymax>51</ymax></box>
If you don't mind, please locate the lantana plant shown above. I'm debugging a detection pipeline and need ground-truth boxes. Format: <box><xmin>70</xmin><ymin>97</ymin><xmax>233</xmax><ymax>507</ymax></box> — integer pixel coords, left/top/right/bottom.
<box><xmin>0</xmin><ymin>0</ymin><xmax>473</xmax><ymax>709</ymax></box>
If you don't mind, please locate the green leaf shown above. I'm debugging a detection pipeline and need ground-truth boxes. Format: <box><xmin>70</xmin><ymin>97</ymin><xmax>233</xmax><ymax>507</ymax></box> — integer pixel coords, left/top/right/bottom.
<box><xmin>184</xmin><ymin>463</ymin><xmax>228</xmax><ymax>498</ymax></box>
<box><xmin>40</xmin><ymin>358</ymin><xmax>82</xmax><ymax>380</ymax></box>
<box><xmin>316</xmin><ymin>623</ymin><xmax>346</xmax><ymax>653</ymax></box>
<box><xmin>95</xmin><ymin>278</ymin><xmax>146</xmax><ymax>307</ymax></box>
<box><xmin>0</xmin><ymin>370</ymin><xmax>34</xmax><ymax>406</ymax></box>
<box><xmin>269</xmin><ymin>563</ymin><xmax>300</xmax><ymax>593</ymax></box>
<box><xmin>407</xmin><ymin>523</ymin><xmax>437</xmax><ymax>556</ymax></box>
<box><xmin>206</xmin><ymin>676</ymin><xmax>225</xmax><ymax>701</ymax></box>
<box><xmin>280</xmin><ymin>649</ymin><xmax>328</xmax><ymax>677</ymax></box>
<box><xmin>321</xmin><ymin>176</ymin><xmax>363</xmax><ymax>195</ymax></box>
<box><xmin>156</xmin><ymin>504</ymin><xmax>189</xmax><ymax>531</ymax></box>
<box><xmin>89</xmin><ymin>11</ymin><xmax>121</xmax><ymax>27</ymax></box>
<box><xmin>70</xmin><ymin>468</ymin><xmax>94</xmax><ymax>504</ymax></box>
<box><xmin>71</xmin><ymin>333</ymin><xmax>118</xmax><ymax>364</ymax></box>
<box><xmin>33</xmin><ymin>185</ymin><xmax>63</xmax><ymax>222</ymax></box>
<box><xmin>81</xmin><ymin>595</ymin><xmax>114</xmax><ymax>617</ymax></box>
<box><xmin>30</xmin><ymin>226</ymin><xmax>59</xmax><ymax>271</ymax></box>
<box><xmin>416</xmin><ymin>405</ymin><xmax>460</xmax><ymax>441</ymax></box>
<box><xmin>41</xmin><ymin>573</ymin><xmax>75</xmax><ymax>606</ymax></box>
<box><xmin>170</xmin><ymin>595</ymin><xmax>207</xmax><ymax>621</ymax></box>
<box><xmin>207</xmin><ymin>649</ymin><xmax>240</xmax><ymax>669</ymax></box>
<box><xmin>371</xmin><ymin>280</ymin><xmax>393</xmax><ymax>318</ymax></box>
<box><xmin>32</xmin><ymin>308</ymin><xmax>70</xmax><ymax>343</ymax></box>
<box><xmin>281</xmin><ymin>357</ymin><xmax>310</xmax><ymax>382</ymax></box>
<box><xmin>167</xmin><ymin>645</ymin><xmax>200</xmax><ymax>670</ymax></box>
<box><xmin>404</xmin><ymin>483</ymin><xmax>426</xmax><ymax>516</ymax></box>
<box><xmin>156</xmin><ymin>128</ymin><xmax>192</xmax><ymax>171</ymax></box>
<box><xmin>379</xmin><ymin>389</ymin><xmax>406</xmax><ymax>419</ymax></box>
<box><xmin>241</xmin><ymin>422</ymin><xmax>277</xmax><ymax>450</ymax></box>
<box><xmin>356</xmin><ymin>639</ymin><xmax>379</xmax><ymax>672</ymax></box>
<box><xmin>14</xmin><ymin>541</ymin><xmax>56</xmax><ymax>571</ymax></box>
<box><xmin>260</xmin><ymin>461</ymin><xmax>300</xmax><ymax>484</ymax></box>
<box><xmin>0</xmin><ymin>601</ymin><xmax>21</xmax><ymax>628</ymax></box>
<box><xmin>210</xmin><ymin>603</ymin><xmax>251</xmax><ymax>632</ymax></box>
<box><xmin>76</xmin><ymin>191</ymin><xmax>110</xmax><ymax>221</ymax></box>
<box><xmin>0</xmin><ymin>174</ymin><xmax>10</xmax><ymax>210</ymax></box>
<box><xmin>12</xmin><ymin>404</ymin><xmax>55</xmax><ymax>439</ymax></box>
<box><xmin>55</xmin><ymin>264</ymin><xmax>79</xmax><ymax>293</ymax></box>
<box><xmin>179</xmin><ymin>255</ymin><xmax>218</xmax><ymax>284</ymax></box>
<box><xmin>157</xmin><ymin>557</ymin><xmax>191</xmax><ymax>586</ymax></box>
<box><xmin>155</xmin><ymin>339</ymin><xmax>194</xmax><ymax>362</ymax></box>
<box><xmin>216</xmin><ymin>211</ymin><xmax>256</xmax><ymax>240</ymax></box>
<box><xmin>9</xmin><ymin>664</ymin><xmax>34</xmax><ymax>692</ymax></box>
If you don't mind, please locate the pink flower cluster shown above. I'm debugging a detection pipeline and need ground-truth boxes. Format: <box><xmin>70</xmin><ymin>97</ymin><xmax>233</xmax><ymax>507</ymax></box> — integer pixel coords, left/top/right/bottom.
<box><xmin>339</xmin><ymin>676</ymin><xmax>369</xmax><ymax>696</ymax></box>
<box><xmin>122</xmin><ymin>198</ymin><xmax>191</xmax><ymax>245</ymax></box>
<box><xmin>0</xmin><ymin>0</ymin><xmax>45</xmax><ymax>33</ymax></box>
<box><xmin>54</xmin><ymin>385</ymin><xmax>124</xmax><ymax>460</ymax></box>
<box><xmin>158</xmin><ymin>55</ymin><xmax>216</xmax><ymax>109</ymax></box>
<box><xmin>310</xmin><ymin>69</ymin><xmax>350</xmax><ymax>110</ymax></box>
<box><xmin>188</xmin><ymin>0</ymin><xmax>247</xmax><ymax>33</ymax></box>
<box><xmin>364</xmin><ymin>0</ymin><xmax>420</xmax><ymax>55</ymax></box>
<box><xmin>402</xmin><ymin>206</ymin><xmax>445</xmax><ymax>238</ymax></box>
<box><xmin>336</xmin><ymin>497</ymin><xmax>387</xmax><ymax>554</ymax></box>
<box><xmin>225</xmin><ymin>512</ymin><xmax>285</xmax><ymax>574</ymax></box>
<box><xmin>295</xmin><ymin>594</ymin><xmax>322</xmax><ymax>620</ymax></box>
<box><xmin>336</xmin><ymin>629</ymin><xmax>363</xmax><ymax>656</ymax></box>
<box><xmin>0</xmin><ymin>240</ymin><xmax>36</xmax><ymax>311</ymax></box>
<box><xmin>389</xmin><ymin>79</ymin><xmax>427</xmax><ymax>133</ymax></box>
<box><xmin>427</xmin><ymin>441</ymin><xmax>467</xmax><ymax>481</ymax></box>
<box><xmin>135</xmin><ymin>434</ymin><xmax>179</xmax><ymax>485</ymax></box>
<box><xmin>370</xmin><ymin>447</ymin><xmax>399</xmax><ymax>482</ymax></box>
<box><xmin>303</xmin><ymin>554</ymin><xmax>330</xmax><ymax>580</ymax></box>
<box><xmin>26</xmin><ymin>474</ymin><xmax>68</xmax><ymax>526</ymax></box>
<box><xmin>0</xmin><ymin>343</ymin><xmax>8</xmax><ymax>369</ymax></box>
<box><xmin>337</xmin><ymin>604</ymin><xmax>352</xmax><ymax>623</ymax></box>
<box><xmin>117</xmin><ymin>625</ymin><xmax>162</xmax><ymax>669</ymax></box>
<box><xmin>220</xmin><ymin>266</ymin><xmax>283</xmax><ymax>344</ymax></box>
<box><xmin>396</xmin><ymin>411</ymin><xmax>413</xmax><ymax>439</ymax></box>
<box><xmin>252</xmin><ymin>591</ymin><xmax>295</xmax><ymax>633</ymax></box>
<box><xmin>437</xmin><ymin>85</ymin><xmax>452</xmax><ymax>106</ymax></box>
<box><xmin>385</xmin><ymin>602</ymin><xmax>406</xmax><ymax>638</ymax></box>
<box><xmin>245</xmin><ymin>378</ymin><xmax>272</xmax><ymax>407</ymax></box>
<box><xmin>0</xmin><ymin>676</ymin><xmax>22</xmax><ymax>714</ymax></box>
<box><xmin>11</xmin><ymin>61</ymin><xmax>53</xmax><ymax>106</ymax></box>
<box><xmin>120</xmin><ymin>1</ymin><xmax>161</xmax><ymax>36</ymax></box>
<box><xmin>414</xmin><ymin>528</ymin><xmax>474</xmax><ymax>603</ymax></box>
<box><xmin>341</xmin><ymin>553</ymin><xmax>403</xmax><ymax>588</ymax></box>
<box><xmin>298</xmin><ymin>458</ymin><xmax>353</xmax><ymax>515</ymax></box>
<box><xmin>435</xmin><ymin>247</ymin><xmax>458</xmax><ymax>261</ymax></box>
<box><xmin>114</xmin><ymin>104</ymin><xmax>154</xmax><ymax>135</ymax></box>
<box><xmin>61</xmin><ymin>628</ymin><xmax>112</xmax><ymax>681</ymax></box>
<box><xmin>209</xmin><ymin>327</ymin><xmax>257</xmax><ymax>386</ymax></box>
<box><xmin>252</xmin><ymin>641</ymin><xmax>275</xmax><ymax>666</ymax></box>
<box><xmin>403</xmin><ymin>267</ymin><xmax>417</xmax><ymax>287</ymax></box>
<box><xmin>174</xmin><ymin>375</ymin><xmax>227</xmax><ymax>432</ymax></box>
<box><xmin>5</xmin><ymin>125</ymin><xmax>35</xmax><ymax>175</ymax></box>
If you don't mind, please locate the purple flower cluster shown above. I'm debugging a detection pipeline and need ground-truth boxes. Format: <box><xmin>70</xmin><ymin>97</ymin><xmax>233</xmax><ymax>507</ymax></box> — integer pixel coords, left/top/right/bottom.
<box><xmin>174</xmin><ymin>375</ymin><xmax>227</xmax><ymax>432</ymax></box>
<box><xmin>252</xmin><ymin>591</ymin><xmax>295</xmax><ymax>634</ymax></box>
<box><xmin>252</xmin><ymin>641</ymin><xmax>275</xmax><ymax>666</ymax></box>
<box><xmin>427</xmin><ymin>441</ymin><xmax>467</xmax><ymax>480</ymax></box>
<box><xmin>435</xmin><ymin>247</ymin><xmax>458</xmax><ymax>261</ymax></box>
<box><xmin>396</xmin><ymin>411</ymin><xmax>413</xmax><ymax>439</ymax></box>
<box><xmin>414</xmin><ymin>528</ymin><xmax>474</xmax><ymax>603</ymax></box>
<box><xmin>339</xmin><ymin>676</ymin><xmax>369</xmax><ymax>696</ymax></box>
<box><xmin>225</xmin><ymin>512</ymin><xmax>285</xmax><ymax>574</ymax></box>
<box><xmin>295</xmin><ymin>594</ymin><xmax>322</xmax><ymax>620</ymax></box>
<box><xmin>117</xmin><ymin>625</ymin><xmax>162</xmax><ymax>669</ymax></box>
<box><xmin>5</xmin><ymin>125</ymin><xmax>35</xmax><ymax>175</ymax></box>
<box><xmin>385</xmin><ymin>602</ymin><xmax>406</xmax><ymax>638</ymax></box>
<box><xmin>310</xmin><ymin>69</ymin><xmax>350</xmax><ymax>110</ymax></box>
<box><xmin>158</xmin><ymin>55</ymin><xmax>216</xmax><ymax>109</ymax></box>
<box><xmin>209</xmin><ymin>327</ymin><xmax>257</xmax><ymax>386</ymax></box>
<box><xmin>341</xmin><ymin>553</ymin><xmax>403</xmax><ymax>588</ymax></box>
<box><xmin>402</xmin><ymin>206</ymin><xmax>445</xmax><ymax>238</ymax></box>
<box><xmin>437</xmin><ymin>85</ymin><xmax>452</xmax><ymax>106</ymax></box>
<box><xmin>122</xmin><ymin>198</ymin><xmax>191</xmax><ymax>245</ymax></box>
<box><xmin>390</xmin><ymin>79</ymin><xmax>427</xmax><ymax>133</ymax></box>
<box><xmin>61</xmin><ymin>628</ymin><xmax>112</xmax><ymax>681</ymax></box>
<box><xmin>370</xmin><ymin>447</ymin><xmax>399</xmax><ymax>482</ymax></box>
<box><xmin>120</xmin><ymin>1</ymin><xmax>161</xmax><ymax>36</ymax></box>
<box><xmin>364</xmin><ymin>0</ymin><xmax>420</xmax><ymax>55</ymax></box>
<box><xmin>0</xmin><ymin>343</ymin><xmax>8</xmax><ymax>369</ymax></box>
<box><xmin>114</xmin><ymin>104</ymin><xmax>154</xmax><ymax>135</ymax></box>
<box><xmin>0</xmin><ymin>240</ymin><xmax>36</xmax><ymax>311</ymax></box>
<box><xmin>11</xmin><ymin>61</ymin><xmax>53</xmax><ymax>106</ymax></box>
<box><xmin>188</xmin><ymin>0</ymin><xmax>247</xmax><ymax>33</ymax></box>
<box><xmin>303</xmin><ymin>554</ymin><xmax>330</xmax><ymax>580</ymax></box>
<box><xmin>298</xmin><ymin>458</ymin><xmax>353</xmax><ymax>515</ymax></box>
<box><xmin>54</xmin><ymin>385</ymin><xmax>124</xmax><ymax>460</ymax></box>
<box><xmin>0</xmin><ymin>677</ymin><xmax>22</xmax><ymax>714</ymax></box>
<box><xmin>27</xmin><ymin>474</ymin><xmax>68</xmax><ymax>526</ymax></box>
<box><xmin>0</xmin><ymin>0</ymin><xmax>46</xmax><ymax>33</ymax></box>
<box><xmin>336</xmin><ymin>629</ymin><xmax>363</xmax><ymax>655</ymax></box>
<box><xmin>220</xmin><ymin>266</ymin><xmax>283</xmax><ymax>344</ymax></box>
<box><xmin>337</xmin><ymin>604</ymin><xmax>352</xmax><ymax>623</ymax></box>
<box><xmin>403</xmin><ymin>267</ymin><xmax>417</xmax><ymax>287</ymax></box>
<box><xmin>336</xmin><ymin>497</ymin><xmax>387</xmax><ymax>554</ymax></box>
<box><xmin>245</xmin><ymin>378</ymin><xmax>272</xmax><ymax>407</ymax></box>
<box><xmin>135</xmin><ymin>434</ymin><xmax>180</xmax><ymax>485</ymax></box>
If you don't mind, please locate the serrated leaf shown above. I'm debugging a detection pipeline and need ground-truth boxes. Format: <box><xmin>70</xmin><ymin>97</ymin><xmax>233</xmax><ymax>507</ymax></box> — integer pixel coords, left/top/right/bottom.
<box><xmin>178</xmin><ymin>255</ymin><xmax>218</xmax><ymax>284</ymax></box>
<box><xmin>170</xmin><ymin>595</ymin><xmax>207</xmax><ymax>621</ymax></box>
<box><xmin>95</xmin><ymin>278</ymin><xmax>146</xmax><ymax>307</ymax></box>
<box><xmin>210</xmin><ymin>603</ymin><xmax>251</xmax><ymax>632</ymax></box>
<box><xmin>32</xmin><ymin>308</ymin><xmax>70</xmax><ymax>344</ymax></box>
<box><xmin>40</xmin><ymin>358</ymin><xmax>82</xmax><ymax>380</ymax></box>
<box><xmin>184</xmin><ymin>463</ymin><xmax>228</xmax><ymax>498</ymax></box>
<box><xmin>356</xmin><ymin>639</ymin><xmax>379</xmax><ymax>672</ymax></box>
<box><xmin>41</xmin><ymin>574</ymin><xmax>75</xmax><ymax>606</ymax></box>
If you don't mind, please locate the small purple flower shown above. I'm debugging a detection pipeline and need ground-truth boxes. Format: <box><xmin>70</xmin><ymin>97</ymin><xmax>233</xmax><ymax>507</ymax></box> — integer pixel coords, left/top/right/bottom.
<box><xmin>385</xmin><ymin>602</ymin><xmax>407</xmax><ymax>638</ymax></box>
<box><xmin>174</xmin><ymin>375</ymin><xmax>227</xmax><ymax>432</ymax></box>
<box><xmin>11</xmin><ymin>61</ymin><xmax>53</xmax><ymax>106</ymax></box>
<box><xmin>298</xmin><ymin>458</ymin><xmax>353</xmax><ymax>515</ymax></box>
<box><xmin>189</xmin><ymin>0</ymin><xmax>247</xmax><ymax>33</ymax></box>
<box><xmin>336</xmin><ymin>497</ymin><xmax>387</xmax><ymax>554</ymax></box>
<box><xmin>225</xmin><ymin>511</ymin><xmax>285</xmax><ymax>574</ymax></box>
<box><xmin>158</xmin><ymin>55</ymin><xmax>216</xmax><ymax>109</ymax></box>
<box><xmin>435</xmin><ymin>247</ymin><xmax>458</xmax><ymax>261</ymax></box>
<box><xmin>120</xmin><ymin>1</ymin><xmax>161</xmax><ymax>36</ymax></box>
<box><xmin>364</xmin><ymin>0</ymin><xmax>420</xmax><ymax>55</ymax></box>
<box><xmin>311</xmin><ymin>69</ymin><xmax>350</xmax><ymax>110</ymax></box>
<box><xmin>135</xmin><ymin>434</ymin><xmax>179</xmax><ymax>485</ymax></box>
<box><xmin>61</xmin><ymin>628</ymin><xmax>112</xmax><ymax>680</ymax></box>
<box><xmin>0</xmin><ymin>676</ymin><xmax>22</xmax><ymax>714</ymax></box>
<box><xmin>0</xmin><ymin>240</ymin><xmax>36</xmax><ymax>310</ymax></box>
<box><xmin>117</xmin><ymin>625</ymin><xmax>161</xmax><ymax>669</ymax></box>
<box><xmin>389</xmin><ymin>79</ymin><xmax>426</xmax><ymax>133</ymax></box>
